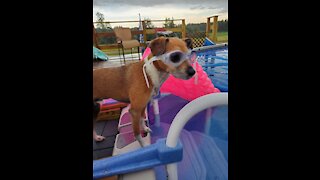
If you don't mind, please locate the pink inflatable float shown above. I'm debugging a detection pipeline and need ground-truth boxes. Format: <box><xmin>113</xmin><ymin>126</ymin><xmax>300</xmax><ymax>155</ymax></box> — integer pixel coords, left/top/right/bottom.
<box><xmin>141</xmin><ymin>47</ymin><xmax>220</xmax><ymax>101</ymax></box>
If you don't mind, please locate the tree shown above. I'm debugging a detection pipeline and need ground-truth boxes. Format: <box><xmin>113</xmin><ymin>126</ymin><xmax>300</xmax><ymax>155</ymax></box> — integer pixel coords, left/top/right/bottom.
<box><xmin>186</xmin><ymin>23</ymin><xmax>206</xmax><ymax>33</ymax></box>
<box><xmin>96</xmin><ymin>12</ymin><xmax>104</xmax><ymax>22</ymax></box>
<box><xmin>95</xmin><ymin>12</ymin><xmax>111</xmax><ymax>30</ymax></box>
<box><xmin>144</xmin><ymin>18</ymin><xmax>154</xmax><ymax>29</ymax></box>
<box><xmin>163</xmin><ymin>17</ymin><xmax>176</xmax><ymax>28</ymax></box>
<box><xmin>94</xmin><ymin>12</ymin><xmax>114</xmax><ymax>45</ymax></box>
<box><xmin>217</xmin><ymin>19</ymin><xmax>228</xmax><ymax>32</ymax></box>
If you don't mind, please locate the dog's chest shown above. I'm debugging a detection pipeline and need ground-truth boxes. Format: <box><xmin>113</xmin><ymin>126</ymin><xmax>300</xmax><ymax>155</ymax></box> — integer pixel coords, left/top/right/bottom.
<box><xmin>150</xmin><ymin>72</ymin><xmax>168</xmax><ymax>99</ymax></box>
<box><xmin>151</xmin><ymin>86</ymin><xmax>160</xmax><ymax>97</ymax></box>
<box><xmin>144</xmin><ymin>60</ymin><xmax>169</xmax><ymax>99</ymax></box>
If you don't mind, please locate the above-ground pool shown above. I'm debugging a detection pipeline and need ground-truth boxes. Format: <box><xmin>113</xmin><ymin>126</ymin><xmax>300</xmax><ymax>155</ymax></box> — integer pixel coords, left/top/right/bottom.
<box><xmin>148</xmin><ymin>93</ymin><xmax>228</xmax><ymax>180</ymax></box>
<box><xmin>149</xmin><ymin>44</ymin><xmax>228</xmax><ymax>180</ymax></box>
<box><xmin>194</xmin><ymin>44</ymin><xmax>228</xmax><ymax>92</ymax></box>
<box><xmin>148</xmin><ymin>44</ymin><xmax>228</xmax><ymax>180</ymax></box>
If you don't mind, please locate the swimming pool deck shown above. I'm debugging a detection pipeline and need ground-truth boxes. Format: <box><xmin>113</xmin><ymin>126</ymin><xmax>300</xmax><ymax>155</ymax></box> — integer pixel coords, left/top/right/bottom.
<box><xmin>93</xmin><ymin>53</ymin><xmax>141</xmax><ymax>69</ymax></box>
<box><xmin>93</xmin><ymin>119</ymin><xmax>119</xmax><ymax>160</ymax></box>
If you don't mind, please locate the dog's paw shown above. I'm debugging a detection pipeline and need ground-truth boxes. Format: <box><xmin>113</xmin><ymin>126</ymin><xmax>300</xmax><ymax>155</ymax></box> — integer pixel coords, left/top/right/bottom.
<box><xmin>139</xmin><ymin>140</ymin><xmax>146</xmax><ymax>147</ymax></box>
<box><xmin>138</xmin><ymin>139</ymin><xmax>146</xmax><ymax>147</ymax></box>
<box><xmin>143</xmin><ymin>126</ymin><xmax>152</xmax><ymax>133</ymax></box>
<box><xmin>135</xmin><ymin>135</ymin><xmax>146</xmax><ymax>147</ymax></box>
<box><xmin>94</xmin><ymin>135</ymin><xmax>105</xmax><ymax>142</ymax></box>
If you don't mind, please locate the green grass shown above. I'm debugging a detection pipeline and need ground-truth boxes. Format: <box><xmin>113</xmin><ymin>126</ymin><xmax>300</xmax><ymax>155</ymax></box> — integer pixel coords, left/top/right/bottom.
<box><xmin>208</xmin><ymin>31</ymin><xmax>228</xmax><ymax>43</ymax></box>
<box><xmin>217</xmin><ymin>31</ymin><xmax>228</xmax><ymax>43</ymax></box>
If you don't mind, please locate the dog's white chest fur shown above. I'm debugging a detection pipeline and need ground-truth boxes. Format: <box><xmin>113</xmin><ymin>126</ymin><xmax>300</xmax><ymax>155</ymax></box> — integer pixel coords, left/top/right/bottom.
<box><xmin>144</xmin><ymin>59</ymin><xmax>161</xmax><ymax>88</ymax></box>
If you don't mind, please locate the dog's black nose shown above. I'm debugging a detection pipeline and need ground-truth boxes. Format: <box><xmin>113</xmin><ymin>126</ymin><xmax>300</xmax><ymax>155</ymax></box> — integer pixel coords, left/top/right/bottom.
<box><xmin>186</xmin><ymin>66</ymin><xmax>195</xmax><ymax>76</ymax></box>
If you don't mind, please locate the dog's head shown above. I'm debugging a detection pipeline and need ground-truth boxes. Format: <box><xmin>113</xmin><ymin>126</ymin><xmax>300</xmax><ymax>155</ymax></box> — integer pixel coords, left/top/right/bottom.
<box><xmin>148</xmin><ymin>37</ymin><xmax>196</xmax><ymax>80</ymax></box>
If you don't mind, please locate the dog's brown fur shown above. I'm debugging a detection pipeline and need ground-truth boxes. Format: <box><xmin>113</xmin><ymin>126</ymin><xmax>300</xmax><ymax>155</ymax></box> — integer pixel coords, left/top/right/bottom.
<box><xmin>93</xmin><ymin>37</ymin><xmax>194</xmax><ymax>147</ymax></box>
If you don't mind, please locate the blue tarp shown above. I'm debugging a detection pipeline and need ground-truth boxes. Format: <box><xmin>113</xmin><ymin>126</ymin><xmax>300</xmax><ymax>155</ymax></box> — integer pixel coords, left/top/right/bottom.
<box><xmin>203</xmin><ymin>37</ymin><xmax>216</xmax><ymax>46</ymax></box>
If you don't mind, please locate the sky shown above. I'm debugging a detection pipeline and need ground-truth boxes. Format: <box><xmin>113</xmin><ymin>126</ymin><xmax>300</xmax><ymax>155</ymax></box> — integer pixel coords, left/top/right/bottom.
<box><xmin>93</xmin><ymin>0</ymin><xmax>228</xmax><ymax>27</ymax></box>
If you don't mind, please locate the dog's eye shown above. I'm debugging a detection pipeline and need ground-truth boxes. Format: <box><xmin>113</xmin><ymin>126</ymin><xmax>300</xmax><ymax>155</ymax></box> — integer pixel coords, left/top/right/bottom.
<box><xmin>169</xmin><ymin>52</ymin><xmax>182</xmax><ymax>63</ymax></box>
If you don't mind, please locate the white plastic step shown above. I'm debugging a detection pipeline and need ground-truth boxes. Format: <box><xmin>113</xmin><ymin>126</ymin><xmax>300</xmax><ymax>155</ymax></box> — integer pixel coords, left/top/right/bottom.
<box><xmin>118</xmin><ymin>105</ymin><xmax>148</xmax><ymax>133</ymax></box>
<box><xmin>113</xmin><ymin>131</ymin><xmax>154</xmax><ymax>180</ymax></box>
<box><xmin>113</xmin><ymin>104</ymin><xmax>155</xmax><ymax>180</ymax></box>
<box><xmin>113</xmin><ymin>131</ymin><xmax>151</xmax><ymax>155</ymax></box>
<box><xmin>118</xmin><ymin>169</ymin><xmax>155</xmax><ymax>180</ymax></box>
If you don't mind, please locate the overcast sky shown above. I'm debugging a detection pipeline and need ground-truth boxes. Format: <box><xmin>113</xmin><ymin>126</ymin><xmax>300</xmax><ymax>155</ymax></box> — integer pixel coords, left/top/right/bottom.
<box><xmin>93</xmin><ymin>0</ymin><xmax>227</xmax><ymax>27</ymax></box>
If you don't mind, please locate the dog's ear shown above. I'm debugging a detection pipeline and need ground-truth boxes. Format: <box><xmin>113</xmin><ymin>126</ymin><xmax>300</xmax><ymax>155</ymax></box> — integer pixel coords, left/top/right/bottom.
<box><xmin>149</xmin><ymin>37</ymin><xmax>169</xmax><ymax>56</ymax></box>
<box><xmin>183</xmin><ymin>38</ymin><xmax>193</xmax><ymax>49</ymax></box>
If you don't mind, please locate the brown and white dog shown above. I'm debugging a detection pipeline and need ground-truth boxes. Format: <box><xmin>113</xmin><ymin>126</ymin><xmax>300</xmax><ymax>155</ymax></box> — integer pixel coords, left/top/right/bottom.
<box><xmin>93</xmin><ymin>37</ymin><xmax>195</xmax><ymax>147</ymax></box>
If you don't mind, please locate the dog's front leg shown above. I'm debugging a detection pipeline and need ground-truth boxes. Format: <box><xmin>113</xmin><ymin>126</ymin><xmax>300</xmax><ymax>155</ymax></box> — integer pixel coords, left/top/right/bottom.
<box><xmin>129</xmin><ymin>88</ymin><xmax>152</xmax><ymax>147</ymax></box>
<box><xmin>141</xmin><ymin>108</ymin><xmax>152</xmax><ymax>133</ymax></box>
<box><xmin>129</xmin><ymin>108</ymin><xmax>146</xmax><ymax>147</ymax></box>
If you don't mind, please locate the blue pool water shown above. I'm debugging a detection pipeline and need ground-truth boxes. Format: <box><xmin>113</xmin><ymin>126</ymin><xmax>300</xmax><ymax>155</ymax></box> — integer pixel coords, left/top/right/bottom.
<box><xmin>196</xmin><ymin>45</ymin><xmax>228</xmax><ymax>161</ymax></box>
<box><xmin>196</xmin><ymin>46</ymin><xmax>228</xmax><ymax>92</ymax></box>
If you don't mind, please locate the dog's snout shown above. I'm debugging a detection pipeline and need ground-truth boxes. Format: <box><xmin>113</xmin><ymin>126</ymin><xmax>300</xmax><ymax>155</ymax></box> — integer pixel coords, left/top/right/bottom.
<box><xmin>170</xmin><ymin>52</ymin><xmax>183</xmax><ymax>63</ymax></box>
<box><xmin>186</xmin><ymin>66</ymin><xmax>196</xmax><ymax>76</ymax></box>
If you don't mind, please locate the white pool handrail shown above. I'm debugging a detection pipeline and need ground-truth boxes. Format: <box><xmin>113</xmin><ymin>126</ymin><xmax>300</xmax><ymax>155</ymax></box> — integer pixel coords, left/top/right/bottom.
<box><xmin>165</xmin><ymin>92</ymin><xmax>228</xmax><ymax>180</ymax></box>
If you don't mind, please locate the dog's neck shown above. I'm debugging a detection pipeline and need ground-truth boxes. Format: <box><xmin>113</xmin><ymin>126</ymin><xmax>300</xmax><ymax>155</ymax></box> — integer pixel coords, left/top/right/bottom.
<box><xmin>143</xmin><ymin>57</ymin><xmax>169</xmax><ymax>90</ymax></box>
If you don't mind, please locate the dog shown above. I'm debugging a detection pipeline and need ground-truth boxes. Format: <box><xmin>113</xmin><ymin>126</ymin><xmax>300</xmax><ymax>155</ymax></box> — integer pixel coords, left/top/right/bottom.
<box><xmin>93</xmin><ymin>37</ymin><xmax>195</xmax><ymax>147</ymax></box>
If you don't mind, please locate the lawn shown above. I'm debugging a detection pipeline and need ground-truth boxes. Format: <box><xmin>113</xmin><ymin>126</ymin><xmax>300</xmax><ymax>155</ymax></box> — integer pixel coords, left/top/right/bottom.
<box><xmin>216</xmin><ymin>31</ymin><xmax>228</xmax><ymax>43</ymax></box>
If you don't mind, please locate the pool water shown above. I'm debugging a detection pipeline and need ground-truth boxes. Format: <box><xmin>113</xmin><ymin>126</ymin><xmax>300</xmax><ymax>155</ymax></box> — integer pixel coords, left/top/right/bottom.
<box><xmin>196</xmin><ymin>47</ymin><xmax>228</xmax><ymax>92</ymax></box>
<box><xmin>195</xmin><ymin>46</ymin><xmax>228</xmax><ymax>160</ymax></box>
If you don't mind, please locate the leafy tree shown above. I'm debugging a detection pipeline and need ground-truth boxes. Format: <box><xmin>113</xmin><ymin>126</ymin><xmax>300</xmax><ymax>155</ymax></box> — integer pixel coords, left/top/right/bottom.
<box><xmin>217</xmin><ymin>19</ymin><xmax>228</xmax><ymax>32</ymax></box>
<box><xmin>163</xmin><ymin>17</ymin><xmax>176</xmax><ymax>28</ymax></box>
<box><xmin>144</xmin><ymin>18</ymin><xmax>154</xmax><ymax>29</ymax></box>
<box><xmin>185</xmin><ymin>20</ymin><xmax>228</xmax><ymax>34</ymax></box>
<box><xmin>95</xmin><ymin>12</ymin><xmax>111</xmax><ymax>31</ymax></box>
<box><xmin>94</xmin><ymin>12</ymin><xmax>114</xmax><ymax>44</ymax></box>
